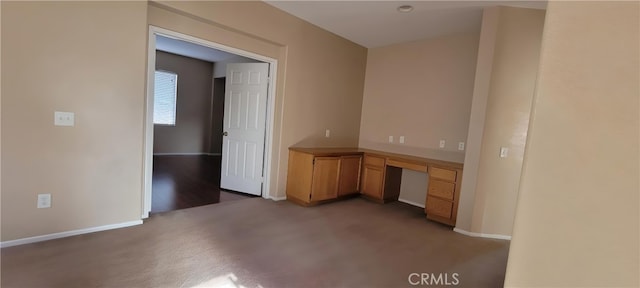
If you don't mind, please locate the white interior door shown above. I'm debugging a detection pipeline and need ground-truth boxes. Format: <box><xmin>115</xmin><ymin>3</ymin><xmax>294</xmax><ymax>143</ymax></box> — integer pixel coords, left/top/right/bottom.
<box><xmin>221</xmin><ymin>63</ymin><xmax>270</xmax><ymax>195</ymax></box>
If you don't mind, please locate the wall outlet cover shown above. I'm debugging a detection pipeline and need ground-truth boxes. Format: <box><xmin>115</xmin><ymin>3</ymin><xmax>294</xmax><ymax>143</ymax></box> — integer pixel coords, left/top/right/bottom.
<box><xmin>54</xmin><ymin>111</ymin><xmax>75</xmax><ymax>127</ymax></box>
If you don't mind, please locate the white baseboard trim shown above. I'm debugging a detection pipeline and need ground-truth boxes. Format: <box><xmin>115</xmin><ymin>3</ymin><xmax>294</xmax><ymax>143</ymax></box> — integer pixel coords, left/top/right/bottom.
<box><xmin>398</xmin><ymin>198</ymin><xmax>425</xmax><ymax>208</ymax></box>
<box><xmin>153</xmin><ymin>153</ymin><xmax>221</xmax><ymax>156</ymax></box>
<box><xmin>269</xmin><ymin>196</ymin><xmax>287</xmax><ymax>201</ymax></box>
<box><xmin>453</xmin><ymin>228</ymin><xmax>512</xmax><ymax>240</ymax></box>
<box><xmin>0</xmin><ymin>220</ymin><xmax>143</xmax><ymax>248</ymax></box>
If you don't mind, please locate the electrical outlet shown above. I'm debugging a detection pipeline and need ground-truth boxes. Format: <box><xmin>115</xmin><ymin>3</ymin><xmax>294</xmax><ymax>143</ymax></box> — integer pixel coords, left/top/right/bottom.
<box><xmin>399</xmin><ymin>136</ymin><xmax>405</xmax><ymax>144</ymax></box>
<box><xmin>37</xmin><ymin>194</ymin><xmax>51</xmax><ymax>208</ymax></box>
<box><xmin>439</xmin><ymin>140</ymin><xmax>446</xmax><ymax>148</ymax></box>
<box><xmin>54</xmin><ymin>111</ymin><xmax>75</xmax><ymax>126</ymax></box>
<box><xmin>388</xmin><ymin>136</ymin><xmax>394</xmax><ymax>143</ymax></box>
<box><xmin>458</xmin><ymin>142</ymin><xmax>465</xmax><ymax>151</ymax></box>
<box><xmin>325</xmin><ymin>129</ymin><xmax>330</xmax><ymax>138</ymax></box>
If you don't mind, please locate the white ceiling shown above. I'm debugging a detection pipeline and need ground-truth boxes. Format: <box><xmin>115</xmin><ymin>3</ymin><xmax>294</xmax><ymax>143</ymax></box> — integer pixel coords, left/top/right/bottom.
<box><xmin>155</xmin><ymin>35</ymin><xmax>256</xmax><ymax>63</ymax></box>
<box><xmin>265</xmin><ymin>1</ymin><xmax>547</xmax><ymax>48</ymax></box>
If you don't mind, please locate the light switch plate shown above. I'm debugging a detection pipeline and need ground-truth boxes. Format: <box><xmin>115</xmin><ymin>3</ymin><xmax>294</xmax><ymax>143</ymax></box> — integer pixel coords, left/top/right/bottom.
<box><xmin>500</xmin><ymin>147</ymin><xmax>509</xmax><ymax>158</ymax></box>
<box><xmin>37</xmin><ymin>194</ymin><xmax>51</xmax><ymax>208</ymax></box>
<box><xmin>54</xmin><ymin>111</ymin><xmax>75</xmax><ymax>126</ymax></box>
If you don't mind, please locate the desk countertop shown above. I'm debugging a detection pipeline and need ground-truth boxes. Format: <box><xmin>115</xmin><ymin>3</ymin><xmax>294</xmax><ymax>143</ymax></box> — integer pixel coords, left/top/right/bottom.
<box><xmin>289</xmin><ymin>147</ymin><xmax>463</xmax><ymax>169</ymax></box>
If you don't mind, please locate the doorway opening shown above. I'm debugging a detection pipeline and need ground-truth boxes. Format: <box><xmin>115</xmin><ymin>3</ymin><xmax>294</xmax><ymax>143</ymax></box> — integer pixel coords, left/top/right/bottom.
<box><xmin>143</xmin><ymin>27</ymin><xmax>278</xmax><ymax>217</ymax></box>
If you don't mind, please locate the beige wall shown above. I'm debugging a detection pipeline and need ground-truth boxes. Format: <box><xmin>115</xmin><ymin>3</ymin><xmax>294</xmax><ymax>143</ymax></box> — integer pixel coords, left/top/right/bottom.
<box><xmin>1</xmin><ymin>2</ymin><xmax>148</xmax><ymax>240</ymax></box>
<box><xmin>1</xmin><ymin>1</ymin><xmax>367</xmax><ymax>241</ymax></box>
<box><xmin>359</xmin><ymin>32</ymin><xmax>479</xmax><ymax>163</ymax></box>
<box><xmin>457</xmin><ymin>7</ymin><xmax>545</xmax><ymax>237</ymax></box>
<box><xmin>506</xmin><ymin>1</ymin><xmax>639</xmax><ymax>286</ymax></box>
<box><xmin>149</xmin><ymin>1</ymin><xmax>368</xmax><ymax>200</ymax></box>
<box><xmin>455</xmin><ymin>7</ymin><xmax>500</xmax><ymax>233</ymax></box>
<box><xmin>153</xmin><ymin>51</ymin><xmax>215</xmax><ymax>154</ymax></box>
<box><xmin>359</xmin><ymin>32</ymin><xmax>479</xmax><ymax>207</ymax></box>
<box><xmin>0</xmin><ymin>1</ymin><xmax>3</xmax><ymax>244</ymax></box>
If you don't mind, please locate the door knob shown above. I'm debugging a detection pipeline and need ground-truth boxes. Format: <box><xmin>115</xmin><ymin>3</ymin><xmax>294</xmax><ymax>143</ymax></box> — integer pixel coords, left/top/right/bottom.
<box><xmin>223</xmin><ymin>131</ymin><xmax>228</xmax><ymax>136</ymax></box>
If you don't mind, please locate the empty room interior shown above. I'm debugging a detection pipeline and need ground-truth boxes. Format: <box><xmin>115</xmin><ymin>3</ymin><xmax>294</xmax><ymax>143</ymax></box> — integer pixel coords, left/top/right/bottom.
<box><xmin>151</xmin><ymin>35</ymin><xmax>264</xmax><ymax>214</ymax></box>
<box><xmin>1</xmin><ymin>1</ymin><xmax>638</xmax><ymax>288</ymax></box>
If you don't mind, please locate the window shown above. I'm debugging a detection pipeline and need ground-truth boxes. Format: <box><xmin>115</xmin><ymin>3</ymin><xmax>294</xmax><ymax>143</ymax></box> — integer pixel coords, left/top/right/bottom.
<box><xmin>153</xmin><ymin>70</ymin><xmax>178</xmax><ymax>125</ymax></box>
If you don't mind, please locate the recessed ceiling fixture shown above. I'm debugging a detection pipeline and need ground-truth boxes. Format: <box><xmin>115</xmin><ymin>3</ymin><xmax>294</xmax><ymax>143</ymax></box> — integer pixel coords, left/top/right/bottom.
<box><xmin>397</xmin><ymin>5</ymin><xmax>414</xmax><ymax>13</ymax></box>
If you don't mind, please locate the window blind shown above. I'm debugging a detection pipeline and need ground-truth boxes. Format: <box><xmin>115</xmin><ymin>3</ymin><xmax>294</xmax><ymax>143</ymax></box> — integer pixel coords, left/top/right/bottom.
<box><xmin>153</xmin><ymin>71</ymin><xmax>177</xmax><ymax>125</ymax></box>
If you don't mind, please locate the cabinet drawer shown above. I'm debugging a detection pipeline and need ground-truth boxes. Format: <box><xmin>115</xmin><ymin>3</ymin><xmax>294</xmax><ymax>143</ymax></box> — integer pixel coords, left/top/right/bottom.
<box><xmin>386</xmin><ymin>159</ymin><xmax>427</xmax><ymax>172</ymax></box>
<box><xmin>428</xmin><ymin>180</ymin><xmax>455</xmax><ymax>200</ymax></box>
<box><xmin>364</xmin><ymin>155</ymin><xmax>385</xmax><ymax>167</ymax></box>
<box><xmin>426</xmin><ymin>197</ymin><xmax>453</xmax><ymax>219</ymax></box>
<box><xmin>429</xmin><ymin>167</ymin><xmax>457</xmax><ymax>182</ymax></box>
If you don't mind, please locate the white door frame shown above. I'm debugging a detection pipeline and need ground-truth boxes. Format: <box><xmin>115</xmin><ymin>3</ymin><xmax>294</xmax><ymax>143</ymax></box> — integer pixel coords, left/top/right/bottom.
<box><xmin>143</xmin><ymin>26</ymin><xmax>279</xmax><ymax>218</ymax></box>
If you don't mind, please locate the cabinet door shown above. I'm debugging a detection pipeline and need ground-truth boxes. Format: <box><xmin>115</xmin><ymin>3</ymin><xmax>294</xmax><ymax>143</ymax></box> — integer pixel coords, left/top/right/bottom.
<box><xmin>310</xmin><ymin>157</ymin><xmax>340</xmax><ymax>201</ymax></box>
<box><xmin>361</xmin><ymin>165</ymin><xmax>384</xmax><ymax>199</ymax></box>
<box><xmin>338</xmin><ymin>155</ymin><xmax>362</xmax><ymax>196</ymax></box>
<box><xmin>286</xmin><ymin>150</ymin><xmax>315</xmax><ymax>203</ymax></box>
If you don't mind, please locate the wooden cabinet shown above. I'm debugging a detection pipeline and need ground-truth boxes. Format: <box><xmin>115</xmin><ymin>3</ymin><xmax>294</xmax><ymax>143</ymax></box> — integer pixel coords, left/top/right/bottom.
<box><xmin>360</xmin><ymin>154</ymin><xmax>402</xmax><ymax>203</ymax></box>
<box><xmin>425</xmin><ymin>166</ymin><xmax>463</xmax><ymax>226</ymax></box>
<box><xmin>286</xmin><ymin>149</ymin><xmax>362</xmax><ymax>206</ymax></box>
<box><xmin>310</xmin><ymin>157</ymin><xmax>340</xmax><ymax>201</ymax></box>
<box><xmin>361</xmin><ymin>155</ymin><xmax>385</xmax><ymax>199</ymax></box>
<box><xmin>338</xmin><ymin>155</ymin><xmax>362</xmax><ymax>196</ymax></box>
<box><xmin>286</xmin><ymin>147</ymin><xmax>464</xmax><ymax>226</ymax></box>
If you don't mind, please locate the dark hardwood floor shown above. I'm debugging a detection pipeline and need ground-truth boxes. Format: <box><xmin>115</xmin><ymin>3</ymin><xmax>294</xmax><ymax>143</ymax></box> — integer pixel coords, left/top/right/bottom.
<box><xmin>151</xmin><ymin>155</ymin><xmax>255</xmax><ymax>213</ymax></box>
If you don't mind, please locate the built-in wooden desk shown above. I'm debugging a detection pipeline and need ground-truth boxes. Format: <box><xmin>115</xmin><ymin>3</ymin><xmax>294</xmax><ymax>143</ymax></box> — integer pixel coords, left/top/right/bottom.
<box><xmin>286</xmin><ymin>147</ymin><xmax>464</xmax><ymax>226</ymax></box>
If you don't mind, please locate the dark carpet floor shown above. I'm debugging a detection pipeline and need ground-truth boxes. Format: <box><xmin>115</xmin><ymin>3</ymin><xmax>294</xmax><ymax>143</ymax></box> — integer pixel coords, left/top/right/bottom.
<box><xmin>1</xmin><ymin>197</ymin><xmax>510</xmax><ymax>288</ymax></box>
